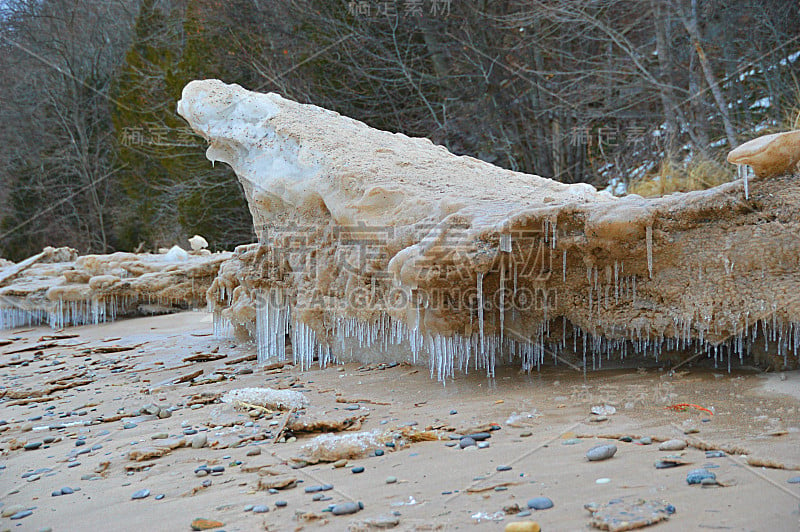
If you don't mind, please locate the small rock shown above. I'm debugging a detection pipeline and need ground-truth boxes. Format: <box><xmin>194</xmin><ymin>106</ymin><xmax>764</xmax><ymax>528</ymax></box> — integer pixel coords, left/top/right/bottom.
<box><xmin>10</xmin><ymin>510</ymin><xmax>33</xmax><ymax>520</ymax></box>
<box><xmin>705</xmin><ymin>450</ymin><xmax>725</xmax><ymax>458</ymax></box>
<box><xmin>586</xmin><ymin>444</ymin><xmax>617</xmax><ymax>461</ymax></box>
<box><xmin>331</xmin><ymin>501</ymin><xmax>364</xmax><ymax>515</ymax></box>
<box><xmin>527</xmin><ymin>497</ymin><xmax>554</xmax><ymax>510</ymax></box>
<box><xmin>2</xmin><ymin>504</ymin><xmax>27</xmax><ymax>518</ymax></box>
<box><xmin>520</xmin><ymin>432</ymin><xmax>532</xmax><ymax>438</ymax></box>
<box><xmin>352</xmin><ymin>466</ymin><xmax>365</xmax><ymax>474</ymax></box>
<box><xmin>700</xmin><ymin>477</ymin><xmax>718</xmax><ymax>487</ymax></box>
<box><xmin>374</xmin><ymin>449</ymin><xmax>384</xmax><ymax>456</ymax></box>
<box><xmin>445</xmin><ymin>441</ymin><xmax>457</xmax><ymax>447</ymax></box>
<box><xmin>275</xmin><ymin>500</ymin><xmax>288</xmax><ymax>507</ymax></box>
<box><xmin>450</xmin><ymin>410</ymin><xmax>457</xmax><ymax>415</ymax></box>
<box><xmin>23</xmin><ymin>441</ymin><xmax>43</xmax><ymax>451</ymax></box>
<box><xmin>151</xmin><ymin>432</ymin><xmax>169</xmax><ymax>440</ymax></box>
<box><xmin>787</xmin><ymin>476</ymin><xmax>800</xmax><ymax>484</ymax></box>
<box><xmin>131</xmin><ymin>489</ymin><xmax>150</xmax><ymax>499</ymax></box>
<box><xmin>158</xmin><ymin>409</ymin><xmax>172</xmax><ymax>419</ymax></box>
<box><xmin>333</xmin><ymin>459</ymin><xmax>347</xmax><ymax>468</ymax></box>
<box><xmin>459</xmin><ymin>437</ymin><xmax>476</xmax><ymax>449</ymax></box>
<box><xmin>659</xmin><ymin>439</ymin><xmax>687</xmax><ymax>451</ymax></box>
<box><xmin>360</xmin><ymin>515</ymin><xmax>401</xmax><ymax>528</ymax></box>
<box><xmin>505</xmin><ymin>522</ymin><xmax>541</xmax><ymax>532</ymax></box>
<box><xmin>477</xmin><ymin>441</ymin><xmax>490</xmax><ymax>449</ymax></box>
<box><xmin>190</xmin><ymin>518</ymin><xmax>225</xmax><ymax>530</ymax></box>
<box><xmin>246</xmin><ymin>447</ymin><xmax>261</xmax><ymax>456</ymax></box>
<box><xmin>195</xmin><ymin>469</ymin><xmax>209</xmax><ymax>477</ymax></box>
<box><xmin>155</xmin><ymin>494</ymin><xmax>165</xmax><ymax>500</ymax></box>
<box><xmin>386</xmin><ymin>476</ymin><xmax>398</xmax><ymax>484</ymax></box>
<box><xmin>496</xmin><ymin>465</ymin><xmax>512</xmax><ymax>471</ymax></box>
<box><xmin>590</xmin><ymin>415</ymin><xmax>608</xmax><ymax>422</ymax></box>
<box><xmin>191</xmin><ymin>433</ymin><xmax>208</xmax><ymax>449</ymax></box>
<box><xmin>123</xmin><ymin>422</ymin><xmax>137</xmax><ymax>429</ymax></box>
<box><xmin>210</xmin><ymin>465</ymin><xmax>224</xmax><ymax>473</ymax></box>
<box><xmin>619</xmin><ymin>436</ymin><xmax>633</xmax><ymax>442</ymax></box>
<box><xmin>639</xmin><ymin>437</ymin><xmax>652</xmax><ymax>445</ymax></box>
<box><xmin>686</xmin><ymin>468</ymin><xmax>716</xmax><ymax>485</ymax></box>
<box><xmin>252</xmin><ymin>505</ymin><xmax>269</xmax><ymax>513</ymax></box>
<box><xmin>60</xmin><ymin>487</ymin><xmax>75</xmax><ymax>495</ymax></box>
<box><xmin>312</xmin><ymin>493</ymin><xmax>326</xmax><ymax>501</ymax></box>
<box><xmin>467</xmin><ymin>432</ymin><xmax>491</xmax><ymax>441</ymax></box>
<box><xmin>562</xmin><ymin>438</ymin><xmax>581</xmax><ymax>445</ymax></box>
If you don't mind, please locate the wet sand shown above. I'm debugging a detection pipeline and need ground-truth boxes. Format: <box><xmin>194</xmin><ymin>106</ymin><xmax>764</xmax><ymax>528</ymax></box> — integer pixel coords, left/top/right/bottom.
<box><xmin>1</xmin><ymin>311</ymin><xmax>799</xmax><ymax>531</ymax></box>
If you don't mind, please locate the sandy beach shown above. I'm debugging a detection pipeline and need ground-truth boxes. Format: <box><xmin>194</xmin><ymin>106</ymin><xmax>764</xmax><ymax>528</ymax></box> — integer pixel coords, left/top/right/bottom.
<box><xmin>1</xmin><ymin>311</ymin><xmax>799</xmax><ymax>531</ymax></box>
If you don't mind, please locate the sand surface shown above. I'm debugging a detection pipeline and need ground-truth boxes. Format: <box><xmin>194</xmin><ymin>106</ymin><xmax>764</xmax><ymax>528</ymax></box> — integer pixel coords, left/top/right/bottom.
<box><xmin>1</xmin><ymin>312</ymin><xmax>799</xmax><ymax>531</ymax></box>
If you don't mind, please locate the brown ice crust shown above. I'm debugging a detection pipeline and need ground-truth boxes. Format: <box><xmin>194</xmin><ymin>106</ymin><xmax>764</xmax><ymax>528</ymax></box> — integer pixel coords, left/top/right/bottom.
<box><xmin>177</xmin><ymin>80</ymin><xmax>800</xmax><ymax>377</ymax></box>
<box><xmin>0</xmin><ymin>246</ymin><xmax>229</xmax><ymax>329</ymax></box>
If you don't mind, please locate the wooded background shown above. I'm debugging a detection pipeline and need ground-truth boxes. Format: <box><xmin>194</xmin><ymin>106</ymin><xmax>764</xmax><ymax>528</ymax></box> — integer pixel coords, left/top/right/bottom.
<box><xmin>1</xmin><ymin>0</ymin><xmax>798</xmax><ymax>261</ymax></box>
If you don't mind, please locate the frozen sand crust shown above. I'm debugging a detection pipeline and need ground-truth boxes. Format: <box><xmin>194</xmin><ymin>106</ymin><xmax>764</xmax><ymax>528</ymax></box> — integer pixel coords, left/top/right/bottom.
<box><xmin>179</xmin><ymin>80</ymin><xmax>800</xmax><ymax>376</ymax></box>
<box><xmin>0</xmin><ymin>247</ymin><xmax>230</xmax><ymax>329</ymax></box>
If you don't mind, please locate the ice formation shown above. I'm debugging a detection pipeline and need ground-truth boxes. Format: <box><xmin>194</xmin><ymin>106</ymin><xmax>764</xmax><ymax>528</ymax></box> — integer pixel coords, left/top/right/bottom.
<box><xmin>727</xmin><ymin>129</ymin><xmax>800</xmax><ymax>178</ymax></box>
<box><xmin>178</xmin><ymin>80</ymin><xmax>800</xmax><ymax>377</ymax></box>
<box><xmin>221</xmin><ymin>387</ymin><xmax>309</xmax><ymax>411</ymax></box>
<box><xmin>0</xmin><ymin>245</ymin><xmax>229</xmax><ymax>330</ymax></box>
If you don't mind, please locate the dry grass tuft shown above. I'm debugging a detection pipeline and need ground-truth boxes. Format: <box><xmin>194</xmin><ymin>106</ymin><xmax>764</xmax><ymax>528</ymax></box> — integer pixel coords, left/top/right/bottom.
<box><xmin>628</xmin><ymin>156</ymin><xmax>733</xmax><ymax>197</ymax></box>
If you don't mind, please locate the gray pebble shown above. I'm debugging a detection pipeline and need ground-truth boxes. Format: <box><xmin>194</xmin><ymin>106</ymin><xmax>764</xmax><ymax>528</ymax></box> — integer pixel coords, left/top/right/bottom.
<box><xmin>191</xmin><ymin>433</ymin><xmax>207</xmax><ymax>449</ymax></box>
<box><xmin>445</xmin><ymin>441</ymin><xmax>457</xmax><ymax>447</ymax></box>
<box><xmin>23</xmin><ymin>441</ymin><xmax>42</xmax><ymax>451</ymax></box>
<box><xmin>131</xmin><ymin>489</ymin><xmax>150</xmax><ymax>499</ymax></box>
<box><xmin>10</xmin><ymin>510</ymin><xmax>33</xmax><ymax>520</ymax></box>
<box><xmin>496</xmin><ymin>465</ymin><xmax>512</xmax><ymax>471</ymax></box>
<box><xmin>467</xmin><ymin>432</ymin><xmax>491</xmax><ymax>441</ymax></box>
<box><xmin>123</xmin><ymin>422</ymin><xmax>137</xmax><ymax>429</ymax></box>
<box><xmin>517</xmin><ymin>510</ymin><xmax>532</xmax><ymax>517</ymax></box>
<box><xmin>639</xmin><ymin>437</ymin><xmax>652</xmax><ymax>445</ymax></box>
<box><xmin>787</xmin><ymin>476</ymin><xmax>800</xmax><ymax>484</ymax></box>
<box><xmin>246</xmin><ymin>447</ymin><xmax>261</xmax><ymax>456</ymax></box>
<box><xmin>686</xmin><ymin>468</ymin><xmax>716</xmax><ymax>485</ymax></box>
<box><xmin>477</xmin><ymin>441</ymin><xmax>490</xmax><ymax>449</ymax></box>
<box><xmin>155</xmin><ymin>494</ymin><xmax>165</xmax><ymax>500</ymax></box>
<box><xmin>352</xmin><ymin>466</ymin><xmax>365</xmax><ymax>474</ymax></box>
<box><xmin>385</xmin><ymin>476</ymin><xmax>398</xmax><ymax>484</ymax></box>
<box><xmin>312</xmin><ymin>493</ymin><xmax>325</xmax><ymax>501</ymax></box>
<box><xmin>459</xmin><ymin>437</ymin><xmax>476</xmax><ymax>449</ymax></box>
<box><xmin>60</xmin><ymin>487</ymin><xmax>74</xmax><ymax>495</ymax></box>
<box><xmin>527</xmin><ymin>496</ymin><xmax>554</xmax><ymax>510</ymax></box>
<box><xmin>151</xmin><ymin>433</ymin><xmax>169</xmax><ymax>440</ymax></box>
<box><xmin>331</xmin><ymin>501</ymin><xmax>364</xmax><ymax>515</ymax></box>
<box><xmin>244</xmin><ymin>505</ymin><xmax>254</xmax><ymax>512</ymax></box>
<box><xmin>586</xmin><ymin>444</ymin><xmax>617</xmax><ymax>461</ymax></box>
<box><xmin>659</xmin><ymin>439</ymin><xmax>687</xmax><ymax>451</ymax></box>
<box><xmin>195</xmin><ymin>469</ymin><xmax>209</xmax><ymax>477</ymax></box>
<box><xmin>275</xmin><ymin>500</ymin><xmax>288</xmax><ymax>507</ymax></box>
<box><xmin>252</xmin><ymin>505</ymin><xmax>269</xmax><ymax>513</ymax></box>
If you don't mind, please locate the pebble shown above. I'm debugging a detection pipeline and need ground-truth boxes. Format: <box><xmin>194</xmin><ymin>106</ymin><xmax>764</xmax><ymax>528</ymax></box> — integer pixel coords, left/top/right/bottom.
<box><xmin>195</xmin><ymin>469</ymin><xmax>209</xmax><ymax>477</ymax></box>
<box><xmin>459</xmin><ymin>437</ymin><xmax>476</xmax><ymax>449</ymax></box>
<box><xmin>516</xmin><ymin>510</ymin><xmax>532</xmax><ymax>517</ymax></box>
<box><xmin>595</xmin><ymin>478</ymin><xmax>611</xmax><ymax>484</ymax></box>
<box><xmin>123</xmin><ymin>422</ymin><xmax>137</xmax><ymax>429</ymax></box>
<box><xmin>244</xmin><ymin>505</ymin><xmax>254</xmax><ymax>512</ymax></box>
<box><xmin>305</xmin><ymin>485</ymin><xmax>323</xmax><ymax>493</ymax></box>
<box><xmin>705</xmin><ymin>451</ymin><xmax>725</xmax><ymax>458</ymax></box>
<box><xmin>562</xmin><ymin>438</ymin><xmax>581</xmax><ymax>445</ymax></box>
<box><xmin>131</xmin><ymin>489</ymin><xmax>150</xmax><ymax>499</ymax></box>
<box><xmin>60</xmin><ymin>487</ymin><xmax>75</xmax><ymax>495</ymax></box>
<box><xmin>445</xmin><ymin>441</ymin><xmax>457</xmax><ymax>447</ymax></box>
<box><xmin>252</xmin><ymin>505</ymin><xmax>269</xmax><ymax>513</ymax></box>
<box><xmin>374</xmin><ymin>449</ymin><xmax>384</xmax><ymax>456</ymax></box>
<box><xmin>467</xmin><ymin>432</ymin><xmax>491</xmax><ymax>441</ymax></box>
<box><xmin>184</xmin><ymin>428</ymin><xmax>198</xmax><ymax>435</ymax></box>
<box><xmin>24</xmin><ymin>441</ymin><xmax>43</xmax><ymax>451</ymax></box>
<box><xmin>352</xmin><ymin>466</ymin><xmax>365</xmax><ymax>474</ymax></box>
<box><xmin>497</xmin><ymin>465</ymin><xmax>513</xmax><ymax>471</ymax></box>
<box><xmin>586</xmin><ymin>444</ymin><xmax>617</xmax><ymax>461</ymax></box>
<box><xmin>527</xmin><ymin>497</ymin><xmax>554</xmax><ymax>510</ymax></box>
<box><xmin>333</xmin><ymin>459</ymin><xmax>347</xmax><ymax>468</ymax></box>
<box><xmin>787</xmin><ymin>476</ymin><xmax>800</xmax><ymax>484</ymax></box>
<box><xmin>638</xmin><ymin>437</ymin><xmax>652</xmax><ymax>445</ymax></box>
<box><xmin>10</xmin><ymin>510</ymin><xmax>33</xmax><ymax>520</ymax></box>
<box><xmin>158</xmin><ymin>409</ymin><xmax>172</xmax><ymax>419</ymax></box>
<box><xmin>210</xmin><ymin>465</ymin><xmax>225</xmax><ymax>473</ymax></box>
<box><xmin>43</xmin><ymin>436</ymin><xmax>57</xmax><ymax>444</ymax></box>
<box><xmin>477</xmin><ymin>441</ymin><xmax>490</xmax><ymax>449</ymax></box>
<box><xmin>190</xmin><ymin>518</ymin><xmax>224</xmax><ymax>530</ymax></box>
<box><xmin>344</xmin><ymin>404</ymin><xmax>360</xmax><ymax>411</ymax></box>
<box><xmin>700</xmin><ymin>477</ymin><xmax>718</xmax><ymax>487</ymax></box>
<box><xmin>246</xmin><ymin>447</ymin><xmax>261</xmax><ymax>456</ymax></box>
<box><xmin>450</xmin><ymin>410</ymin><xmax>457</xmax><ymax>415</ymax></box>
<box><xmin>275</xmin><ymin>500</ymin><xmax>288</xmax><ymax>507</ymax></box>
<box><xmin>155</xmin><ymin>494</ymin><xmax>165</xmax><ymax>500</ymax></box>
<box><xmin>659</xmin><ymin>439</ymin><xmax>687</xmax><ymax>451</ymax></box>
<box><xmin>2</xmin><ymin>505</ymin><xmax>27</xmax><ymax>518</ymax></box>
<box><xmin>151</xmin><ymin>433</ymin><xmax>169</xmax><ymax>440</ymax></box>
<box><xmin>619</xmin><ymin>436</ymin><xmax>633</xmax><ymax>442</ymax></box>
<box><xmin>504</xmin><ymin>522</ymin><xmax>541</xmax><ymax>532</ymax></box>
<box><xmin>385</xmin><ymin>476</ymin><xmax>398</xmax><ymax>484</ymax></box>
<box><xmin>312</xmin><ymin>493</ymin><xmax>326</xmax><ymax>501</ymax></box>
<box><xmin>191</xmin><ymin>433</ymin><xmax>207</xmax><ymax>449</ymax></box>
<box><xmin>75</xmin><ymin>439</ymin><xmax>86</xmax><ymax>446</ymax></box>
<box><xmin>686</xmin><ymin>468</ymin><xmax>716</xmax><ymax>485</ymax></box>
<box><xmin>331</xmin><ymin>501</ymin><xmax>364</xmax><ymax>515</ymax></box>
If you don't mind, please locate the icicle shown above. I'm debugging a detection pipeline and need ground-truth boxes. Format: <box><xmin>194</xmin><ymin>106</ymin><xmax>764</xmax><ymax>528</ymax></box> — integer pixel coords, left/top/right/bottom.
<box><xmin>562</xmin><ymin>249</ymin><xmax>567</xmax><ymax>283</ymax></box>
<box><xmin>477</xmin><ymin>273</ymin><xmax>485</xmax><ymax>356</ymax></box>
<box><xmin>646</xmin><ymin>224</ymin><xmax>653</xmax><ymax>279</ymax></box>
<box><xmin>499</xmin><ymin>233</ymin><xmax>512</xmax><ymax>252</ymax></box>
<box><xmin>737</xmin><ymin>164</ymin><xmax>749</xmax><ymax>200</ymax></box>
<box><xmin>499</xmin><ymin>260</ymin><xmax>505</xmax><ymax>347</ymax></box>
